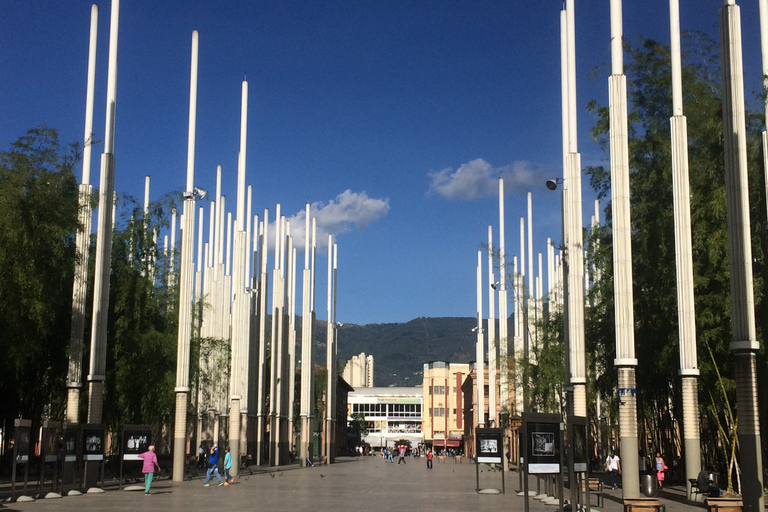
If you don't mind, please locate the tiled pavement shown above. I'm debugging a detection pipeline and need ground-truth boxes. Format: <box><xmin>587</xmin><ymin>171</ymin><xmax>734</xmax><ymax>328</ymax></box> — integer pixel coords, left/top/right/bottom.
<box><xmin>0</xmin><ymin>456</ymin><xmax>714</xmax><ymax>512</ymax></box>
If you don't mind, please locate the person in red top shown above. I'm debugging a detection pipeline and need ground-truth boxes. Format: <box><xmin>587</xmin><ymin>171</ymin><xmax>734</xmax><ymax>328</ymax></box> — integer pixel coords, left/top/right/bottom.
<box><xmin>138</xmin><ymin>445</ymin><xmax>161</xmax><ymax>495</ymax></box>
<box><xmin>426</xmin><ymin>449</ymin><xmax>433</xmax><ymax>469</ymax></box>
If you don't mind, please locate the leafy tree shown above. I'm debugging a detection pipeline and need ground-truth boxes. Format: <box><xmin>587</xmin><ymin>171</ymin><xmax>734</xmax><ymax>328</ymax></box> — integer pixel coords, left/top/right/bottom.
<box><xmin>101</xmin><ymin>192</ymin><xmax>182</xmax><ymax>445</ymax></box>
<box><xmin>0</xmin><ymin>127</ymin><xmax>80</xmax><ymax>434</ymax></box>
<box><xmin>583</xmin><ymin>34</ymin><xmax>768</xmax><ymax>479</ymax></box>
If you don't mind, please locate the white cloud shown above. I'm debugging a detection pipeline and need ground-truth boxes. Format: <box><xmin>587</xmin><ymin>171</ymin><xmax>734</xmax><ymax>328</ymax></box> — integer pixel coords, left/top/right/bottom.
<box><xmin>276</xmin><ymin>190</ymin><xmax>390</xmax><ymax>252</ymax></box>
<box><xmin>427</xmin><ymin>158</ymin><xmax>546</xmax><ymax>200</ymax></box>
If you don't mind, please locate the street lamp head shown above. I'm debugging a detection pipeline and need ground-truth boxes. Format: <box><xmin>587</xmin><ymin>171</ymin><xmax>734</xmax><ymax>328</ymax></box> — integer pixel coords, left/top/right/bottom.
<box><xmin>546</xmin><ymin>178</ymin><xmax>561</xmax><ymax>191</ymax></box>
<box><xmin>183</xmin><ymin>187</ymin><xmax>209</xmax><ymax>200</ymax></box>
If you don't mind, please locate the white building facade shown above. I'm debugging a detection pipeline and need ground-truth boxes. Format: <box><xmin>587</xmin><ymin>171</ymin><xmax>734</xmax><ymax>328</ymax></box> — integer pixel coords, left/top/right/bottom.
<box><xmin>347</xmin><ymin>387</ymin><xmax>423</xmax><ymax>449</ymax></box>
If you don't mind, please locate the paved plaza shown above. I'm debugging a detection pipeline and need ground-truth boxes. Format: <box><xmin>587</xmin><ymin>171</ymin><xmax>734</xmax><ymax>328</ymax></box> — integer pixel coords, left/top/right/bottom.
<box><xmin>0</xmin><ymin>456</ymin><xmax>712</xmax><ymax>512</ymax></box>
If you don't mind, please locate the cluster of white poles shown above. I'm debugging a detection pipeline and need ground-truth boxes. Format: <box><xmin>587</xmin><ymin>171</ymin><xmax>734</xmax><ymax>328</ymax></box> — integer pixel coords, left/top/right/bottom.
<box><xmin>63</xmin><ymin>0</ymin><xmax>342</xmax><ymax>486</ymax></box>
<box><xmin>471</xmin><ymin>2</ymin><xmax>764</xmax><ymax>510</ymax></box>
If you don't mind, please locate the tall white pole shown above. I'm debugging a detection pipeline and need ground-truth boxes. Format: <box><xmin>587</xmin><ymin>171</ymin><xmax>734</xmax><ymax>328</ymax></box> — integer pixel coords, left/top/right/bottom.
<box><xmin>172</xmin><ymin>29</ymin><xmax>199</xmax><ymax>482</ymax></box>
<box><xmin>229</xmin><ymin>76</ymin><xmax>249</xmax><ymax>477</ymax></box>
<box><xmin>608</xmin><ymin>0</ymin><xmax>639</xmax><ymax>496</ymax></box>
<box><xmin>487</xmin><ymin>226</ymin><xmax>497</xmax><ymax>427</ymax></box>
<box><xmin>85</xmin><ymin>6</ymin><xmax>119</xmax><ymax>487</ymax></box>
<box><xmin>527</xmin><ymin>193</ymin><xmax>535</xmax><ymax>363</ymax></box>
<box><xmin>668</xmin><ymin>0</ymin><xmax>701</xmax><ymax>499</ymax></box>
<box><xmin>497</xmin><ymin>177</ymin><xmax>510</xmax><ymax>466</ymax></box>
<box><xmin>564</xmin><ymin>0</ymin><xmax>587</xmax><ymax>420</ymax></box>
<box><xmin>519</xmin><ymin>217</ymin><xmax>528</xmax><ymax>412</ymax></box>
<box><xmin>256</xmin><ymin>209</ymin><xmax>269</xmax><ymax>465</ymax></box>
<box><xmin>269</xmin><ymin>206</ymin><xmax>282</xmax><ymax>465</ymax></box>
<box><xmin>720</xmin><ymin>1</ymin><xmax>765</xmax><ymax>509</ymax></box>
<box><xmin>475</xmin><ymin>251</ymin><xmax>485</xmax><ymax>428</ymax></box>
<box><xmin>300</xmin><ymin>204</ymin><xmax>313</xmax><ymax>466</ymax></box>
<box><xmin>67</xmin><ymin>3</ymin><xmax>98</xmax><ymax>427</ymax></box>
<box><xmin>325</xmin><ymin>235</ymin><xmax>334</xmax><ymax>463</ymax></box>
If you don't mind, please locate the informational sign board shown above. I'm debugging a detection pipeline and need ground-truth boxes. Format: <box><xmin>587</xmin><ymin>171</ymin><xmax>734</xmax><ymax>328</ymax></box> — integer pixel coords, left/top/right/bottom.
<box><xmin>81</xmin><ymin>425</ymin><xmax>105</xmax><ymax>461</ymax></box>
<box><xmin>522</xmin><ymin>413</ymin><xmax>562</xmax><ymax>474</ymax></box>
<box><xmin>521</xmin><ymin>413</ymin><xmax>565</xmax><ymax>512</ymax></box>
<box><xmin>474</xmin><ymin>427</ymin><xmax>505</xmax><ymax>494</ymax></box>
<box><xmin>63</xmin><ymin>428</ymin><xmax>78</xmax><ymax>463</ymax></box>
<box><xmin>15</xmin><ymin>421</ymin><xmax>31</xmax><ymax>463</ymax></box>
<box><xmin>571</xmin><ymin>417</ymin><xmax>588</xmax><ymax>473</ymax></box>
<box><xmin>41</xmin><ymin>420</ymin><xmax>61</xmax><ymax>463</ymax></box>
<box><xmin>122</xmin><ymin>425</ymin><xmax>152</xmax><ymax>461</ymax></box>
<box><xmin>476</xmin><ymin>428</ymin><xmax>503</xmax><ymax>464</ymax></box>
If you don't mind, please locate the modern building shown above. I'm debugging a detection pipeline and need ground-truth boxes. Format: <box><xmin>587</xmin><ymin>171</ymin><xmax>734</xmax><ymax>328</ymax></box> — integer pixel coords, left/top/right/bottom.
<box><xmin>422</xmin><ymin>361</ymin><xmax>470</xmax><ymax>453</ymax></box>
<box><xmin>342</xmin><ymin>352</ymin><xmax>374</xmax><ymax>388</ymax></box>
<box><xmin>347</xmin><ymin>387</ymin><xmax>422</xmax><ymax>449</ymax></box>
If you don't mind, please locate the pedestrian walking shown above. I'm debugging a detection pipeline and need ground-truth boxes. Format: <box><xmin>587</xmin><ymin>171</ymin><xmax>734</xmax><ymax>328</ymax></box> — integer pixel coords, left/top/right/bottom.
<box><xmin>426</xmin><ymin>449</ymin><xmax>433</xmax><ymax>469</ymax></box>
<box><xmin>397</xmin><ymin>445</ymin><xmax>407</xmax><ymax>465</ymax></box>
<box><xmin>223</xmin><ymin>447</ymin><xmax>234</xmax><ymax>485</ymax></box>
<box><xmin>205</xmin><ymin>444</ymin><xmax>224</xmax><ymax>486</ymax></box>
<box><xmin>654</xmin><ymin>452</ymin><xmax>667</xmax><ymax>489</ymax></box>
<box><xmin>605</xmin><ymin>450</ymin><xmax>621</xmax><ymax>490</ymax></box>
<box><xmin>197</xmin><ymin>444</ymin><xmax>206</xmax><ymax>469</ymax></box>
<box><xmin>138</xmin><ymin>445</ymin><xmax>161</xmax><ymax>495</ymax></box>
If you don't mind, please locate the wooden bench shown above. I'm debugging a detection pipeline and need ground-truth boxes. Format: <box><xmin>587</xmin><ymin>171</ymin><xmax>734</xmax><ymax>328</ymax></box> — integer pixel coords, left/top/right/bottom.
<box><xmin>706</xmin><ymin>498</ymin><xmax>743</xmax><ymax>512</ymax></box>
<box><xmin>454</xmin><ymin>455</ymin><xmax>462</xmax><ymax>463</ymax></box>
<box><xmin>624</xmin><ymin>497</ymin><xmax>665</xmax><ymax>512</ymax></box>
<box><xmin>582</xmin><ymin>477</ymin><xmax>604</xmax><ymax>507</ymax></box>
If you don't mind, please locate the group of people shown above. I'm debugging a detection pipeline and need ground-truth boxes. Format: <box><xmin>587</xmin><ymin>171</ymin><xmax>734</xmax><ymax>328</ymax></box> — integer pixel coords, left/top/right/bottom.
<box><xmin>604</xmin><ymin>449</ymin><xmax>721</xmax><ymax>497</ymax></box>
<box><xmin>202</xmin><ymin>444</ymin><xmax>236</xmax><ymax>486</ymax></box>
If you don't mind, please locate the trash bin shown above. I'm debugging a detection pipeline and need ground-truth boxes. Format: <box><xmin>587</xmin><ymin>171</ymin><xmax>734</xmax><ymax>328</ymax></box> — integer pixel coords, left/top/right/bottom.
<box><xmin>641</xmin><ymin>474</ymin><xmax>658</xmax><ymax>497</ymax></box>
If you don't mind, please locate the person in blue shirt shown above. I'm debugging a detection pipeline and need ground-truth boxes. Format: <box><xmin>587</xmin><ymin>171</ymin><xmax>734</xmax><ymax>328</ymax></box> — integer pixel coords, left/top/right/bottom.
<box><xmin>223</xmin><ymin>447</ymin><xmax>234</xmax><ymax>485</ymax></box>
<box><xmin>205</xmin><ymin>444</ymin><xmax>223</xmax><ymax>486</ymax></box>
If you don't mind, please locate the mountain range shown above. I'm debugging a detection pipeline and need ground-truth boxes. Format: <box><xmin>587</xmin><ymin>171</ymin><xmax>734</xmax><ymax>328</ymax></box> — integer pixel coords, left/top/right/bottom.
<box><xmin>315</xmin><ymin>317</ymin><xmax>481</xmax><ymax>387</ymax></box>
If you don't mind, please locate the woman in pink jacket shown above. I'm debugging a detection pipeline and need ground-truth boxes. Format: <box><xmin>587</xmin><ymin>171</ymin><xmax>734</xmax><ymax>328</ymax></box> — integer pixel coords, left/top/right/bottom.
<box><xmin>138</xmin><ymin>445</ymin><xmax>161</xmax><ymax>495</ymax></box>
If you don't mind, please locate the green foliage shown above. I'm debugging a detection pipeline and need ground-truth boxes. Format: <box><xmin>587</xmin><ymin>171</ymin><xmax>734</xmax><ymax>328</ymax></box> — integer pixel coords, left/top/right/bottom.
<box><xmin>348</xmin><ymin>413</ymin><xmax>368</xmax><ymax>436</ymax></box>
<box><xmin>0</xmin><ymin>127</ymin><xmax>80</xmax><ymax>426</ymax></box>
<box><xmin>102</xmin><ymin>191</ymin><xmax>183</xmax><ymax>434</ymax></box>
<box><xmin>583</xmin><ymin>33</ymin><xmax>768</xmax><ymax>469</ymax></box>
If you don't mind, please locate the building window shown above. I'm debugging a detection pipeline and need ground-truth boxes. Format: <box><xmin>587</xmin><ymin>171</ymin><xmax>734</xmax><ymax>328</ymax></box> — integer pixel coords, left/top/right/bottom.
<box><xmin>433</xmin><ymin>407</ymin><xmax>445</xmax><ymax>417</ymax></box>
<box><xmin>434</xmin><ymin>385</ymin><xmax>445</xmax><ymax>395</ymax></box>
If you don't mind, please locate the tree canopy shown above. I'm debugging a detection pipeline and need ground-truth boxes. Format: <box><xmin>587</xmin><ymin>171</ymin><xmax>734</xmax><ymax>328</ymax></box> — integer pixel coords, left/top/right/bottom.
<box><xmin>582</xmin><ymin>34</ymin><xmax>768</xmax><ymax>474</ymax></box>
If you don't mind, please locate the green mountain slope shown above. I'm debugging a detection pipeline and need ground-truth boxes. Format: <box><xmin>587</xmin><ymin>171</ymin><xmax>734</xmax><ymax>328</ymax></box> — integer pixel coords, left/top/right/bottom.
<box><xmin>315</xmin><ymin>317</ymin><xmax>481</xmax><ymax>387</ymax></box>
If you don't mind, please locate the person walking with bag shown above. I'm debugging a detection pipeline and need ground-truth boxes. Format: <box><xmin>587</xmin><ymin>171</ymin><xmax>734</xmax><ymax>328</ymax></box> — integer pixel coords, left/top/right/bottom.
<box><xmin>138</xmin><ymin>445</ymin><xmax>161</xmax><ymax>495</ymax></box>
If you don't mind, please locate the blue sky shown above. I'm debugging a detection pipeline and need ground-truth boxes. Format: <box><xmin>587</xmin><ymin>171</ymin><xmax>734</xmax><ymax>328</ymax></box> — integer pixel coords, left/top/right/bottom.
<box><xmin>1</xmin><ymin>1</ymin><xmax>766</xmax><ymax>325</ymax></box>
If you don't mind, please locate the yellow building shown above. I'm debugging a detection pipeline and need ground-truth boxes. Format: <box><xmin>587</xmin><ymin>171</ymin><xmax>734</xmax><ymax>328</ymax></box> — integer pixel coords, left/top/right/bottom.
<box><xmin>422</xmin><ymin>361</ymin><xmax>470</xmax><ymax>453</ymax></box>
